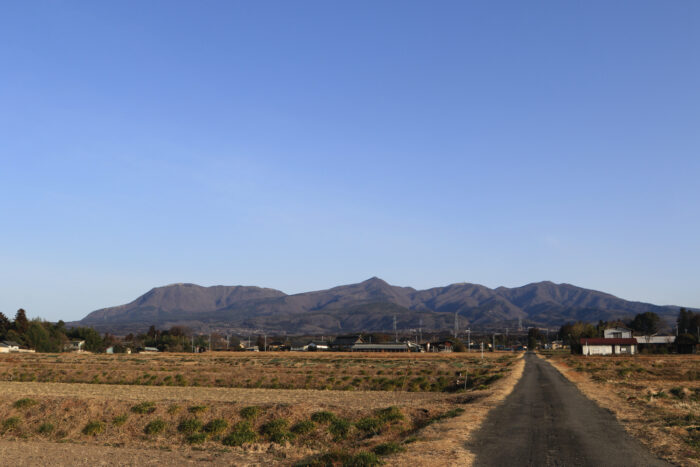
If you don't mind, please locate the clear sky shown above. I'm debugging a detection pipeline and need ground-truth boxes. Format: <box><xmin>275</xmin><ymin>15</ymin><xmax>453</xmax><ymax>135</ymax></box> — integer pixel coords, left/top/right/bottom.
<box><xmin>1</xmin><ymin>1</ymin><xmax>698</xmax><ymax>322</ymax></box>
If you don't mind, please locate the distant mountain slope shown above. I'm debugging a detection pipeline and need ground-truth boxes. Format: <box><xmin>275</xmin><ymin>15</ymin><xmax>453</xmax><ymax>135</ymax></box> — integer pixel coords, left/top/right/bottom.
<box><xmin>74</xmin><ymin>278</ymin><xmax>681</xmax><ymax>334</ymax></box>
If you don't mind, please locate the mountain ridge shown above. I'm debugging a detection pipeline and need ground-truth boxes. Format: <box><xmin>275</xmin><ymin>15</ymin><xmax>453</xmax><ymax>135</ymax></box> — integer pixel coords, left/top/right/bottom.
<box><xmin>73</xmin><ymin>278</ymin><xmax>682</xmax><ymax>334</ymax></box>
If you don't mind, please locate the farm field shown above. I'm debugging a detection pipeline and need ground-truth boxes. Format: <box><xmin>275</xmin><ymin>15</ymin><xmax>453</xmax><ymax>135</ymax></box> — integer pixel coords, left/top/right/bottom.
<box><xmin>543</xmin><ymin>352</ymin><xmax>700</xmax><ymax>466</ymax></box>
<box><xmin>0</xmin><ymin>352</ymin><xmax>521</xmax><ymax>466</ymax></box>
<box><xmin>0</xmin><ymin>351</ymin><xmax>511</xmax><ymax>392</ymax></box>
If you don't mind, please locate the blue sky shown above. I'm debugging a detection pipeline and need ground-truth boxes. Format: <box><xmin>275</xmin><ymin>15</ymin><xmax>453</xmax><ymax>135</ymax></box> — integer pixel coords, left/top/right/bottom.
<box><xmin>1</xmin><ymin>1</ymin><xmax>698</xmax><ymax>321</ymax></box>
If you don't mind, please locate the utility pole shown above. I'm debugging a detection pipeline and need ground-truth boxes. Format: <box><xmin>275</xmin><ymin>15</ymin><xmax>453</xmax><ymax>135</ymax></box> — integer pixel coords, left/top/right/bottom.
<box><xmin>264</xmin><ymin>334</ymin><xmax>267</xmax><ymax>352</ymax></box>
<box><xmin>191</xmin><ymin>335</ymin><xmax>194</xmax><ymax>353</ymax></box>
<box><xmin>393</xmin><ymin>315</ymin><xmax>398</xmax><ymax>342</ymax></box>
<box><xmin>454</xmin><ymin>312</ymin><xmax>459</xmax><ymax>339</ymax></box>
<box><xmin>208</xmin><ymin>333</ymin><xmax>211</xmax><ymax>352</ymax></box>
<box><xmin>419</xmin><ymin>318</ymin><xmax>423</xmax><ymax>344</ymax></box>
<box><xmin>480</xmin><ymin>342</ymin><xmax>484</xmax><ymax>359</ymax></box>
<box><xmin>467</xmin><ymin>329</ymin><xmax>471</xmax><ymax>353</ymax></box>
<box><xmin>493</xmin><ymin>333</ymin><xmax>496</xmax><ymax>352</ymax></box>
<box><xmin>226</xmin><ymin>335</ymin><xmax>229</xmax><ymax>350</ymax></box>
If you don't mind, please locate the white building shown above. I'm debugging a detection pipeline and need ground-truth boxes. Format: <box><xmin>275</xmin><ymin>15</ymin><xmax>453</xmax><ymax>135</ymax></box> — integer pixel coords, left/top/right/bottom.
<box><xmin>580</xmin><ymin>337</ymin><xmax>637</xmax><ymax>356</ymax></box>
<box><xmin>603</xmin><ymin>327</ymin><xmax>632</xmax><ymax>339</ymax></box>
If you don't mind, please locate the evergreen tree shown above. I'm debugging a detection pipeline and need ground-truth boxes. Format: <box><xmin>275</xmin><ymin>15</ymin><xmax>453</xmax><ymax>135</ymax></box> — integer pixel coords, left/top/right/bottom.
<box><xmin>629</xmin><ymin>312</ymin><xmax>660</xmax><ymax>335</ymax></box>
<box><xmin>14</xmin><ymin>308</ymin><xmax>29</xmax><ymax>334</ymax></box>
<box><xmin>0</xmin><ymin>312</ymin><xmax>10</xmax><ymax>338</ymax></box>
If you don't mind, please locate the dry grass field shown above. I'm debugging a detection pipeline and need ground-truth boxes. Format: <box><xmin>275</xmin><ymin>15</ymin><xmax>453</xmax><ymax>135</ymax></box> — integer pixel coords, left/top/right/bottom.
<box><xmin>0</xmin><ymin>351</ymin><xmax>511</xmax><ymax>392</ymax></box>
<box><xmin>0</xmin><ymin>351</ymin><xmax>521</xmax><ymax>466</ymax></box>
<box><xmin>543</xmin><ymin>352</ymin><xmax>700</xmax><ymax>467</ymax></box>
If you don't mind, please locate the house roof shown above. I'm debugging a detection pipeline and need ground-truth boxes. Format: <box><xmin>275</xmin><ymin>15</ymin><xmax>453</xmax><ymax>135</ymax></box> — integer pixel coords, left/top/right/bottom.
<box><xmin>2</xmin><ymin>341</ymin><xmax>19</xmax><ymax>347</ymax></box>
<box><xmin>635</xmin><ymin>336</ymin><xmax>676</xmax><ymax>344</ymax></box>
<box><xmin>580</xmin><ymin>338</ymin><xmax>638</xmax><ymax>345</ymax></box>
<box><xmin>332</xmin><ymin>335</ymin><xmax>363</xmax><ymax>345</ymax></box>
<box><xmin>351</xmin><ymin>343</ymin><xmax>409</xmax><ymax>350</ymax></box>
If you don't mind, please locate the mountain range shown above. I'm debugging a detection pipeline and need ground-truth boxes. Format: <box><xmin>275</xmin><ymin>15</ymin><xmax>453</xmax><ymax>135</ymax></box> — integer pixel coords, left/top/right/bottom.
<box><xmin>72</xmin><ymin>278</ymin><xmax>682</xmax><ymax>335</ymax></box>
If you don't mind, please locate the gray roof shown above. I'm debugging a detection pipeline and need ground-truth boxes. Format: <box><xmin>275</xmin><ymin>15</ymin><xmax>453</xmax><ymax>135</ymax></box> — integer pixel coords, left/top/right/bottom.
<box><xmin>351</xmin><ymin>343</ymin><xmax>409</xmax><ymax>350</ymax></box>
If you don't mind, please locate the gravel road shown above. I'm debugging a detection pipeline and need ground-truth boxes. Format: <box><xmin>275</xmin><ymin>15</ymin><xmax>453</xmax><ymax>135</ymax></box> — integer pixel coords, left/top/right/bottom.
<box><xmin>469</xmin><ymin>353</ymin><xmax>671</xmax><ymax>467</ymax></box>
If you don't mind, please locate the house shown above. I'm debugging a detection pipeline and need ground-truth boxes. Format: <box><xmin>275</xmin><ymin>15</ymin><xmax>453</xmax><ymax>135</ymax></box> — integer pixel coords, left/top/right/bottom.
<box><xmin>140</xmin><ymin>346</ymin><xmax>159</xmax><ymax>354</ymax></box>
<box><xmin>331</xmin><ymin>335</ymin><xmax>363</xmax><ymax>351</ymax></box>
<box><xmin>424</xmin><ymin>340</ymin><xmax>453</xmax><ymax>353</ymax></box>
<box><xmin>351</xmin><ymin>342</ymin><xmax>410</xmax><ymax>353</ymax></box>
<box><xmin>1</xmin><ymin>341</ymin><xmax>20</xmax><ymax>353</ymax></box>
<box><xmin>65</xmin><ymin>340</ymin><xmax>85</xmax><ymax>352</ymax></box>
<box><xmin>266</xmin><ymin>341</ymin><xmax>290</xmax><ymax>351</ymax></box>
<box><xmin>604</xmin><ymin>327</ymin><xmax>632</xmax><ymax>339</ymax></box>
<box><xmin>580</xmin><ymin>337</ymin><xmax>637</xmax><ymax>356</ymax></box>
<box><xmin>105</xmin><ymin>346</ymin><xmax>132</xmax><ymax>354</ymax></box>
<box><xmin>307</xmin><ymin>341</ymin><xmax>329</xmax><ymax>351</ymax></box>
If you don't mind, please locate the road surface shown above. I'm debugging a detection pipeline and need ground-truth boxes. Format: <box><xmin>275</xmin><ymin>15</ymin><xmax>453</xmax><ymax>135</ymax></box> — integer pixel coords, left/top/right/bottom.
<box><xmin>470</xmin><ymin>353</ymin><xmax>671</xmax><ymax>467</ymax></box>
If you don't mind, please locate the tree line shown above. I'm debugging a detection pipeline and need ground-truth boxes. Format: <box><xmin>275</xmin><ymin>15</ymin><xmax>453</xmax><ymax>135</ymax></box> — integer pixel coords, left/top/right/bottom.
<box><xmin>0</xmin><ymin>309</ymin><xmax>104</xmax><ymax>352</ymax></box>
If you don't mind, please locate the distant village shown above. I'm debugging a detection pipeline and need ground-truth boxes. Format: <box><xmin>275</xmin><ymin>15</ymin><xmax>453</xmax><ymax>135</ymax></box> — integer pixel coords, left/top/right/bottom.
<box><xmin>1</xmin><ymin>308</ymin><xmax>698</xmax><ymax>356</ymax></box>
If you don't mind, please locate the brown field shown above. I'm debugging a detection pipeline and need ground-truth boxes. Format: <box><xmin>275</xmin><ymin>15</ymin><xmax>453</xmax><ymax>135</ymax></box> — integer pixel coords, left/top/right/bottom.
<box><xmin>543</xmin><ymin>351</ymin><xmax>700</xmax><ymax>467</ymax></box>
<box><xmin>0</xmin><ymin>351</ymin><xmax>511</xmax><ymax>392</ymax></box>
<box><xmin>0</xmin><ymin>351</ymin><xmax>521</xmax><ymax>466</ymax></box>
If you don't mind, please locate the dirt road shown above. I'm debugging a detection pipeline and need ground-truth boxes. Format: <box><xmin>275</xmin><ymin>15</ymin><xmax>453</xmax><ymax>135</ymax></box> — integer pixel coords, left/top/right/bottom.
<box><xmin>469</xmin><ymin>353</ymin><xmax>671</xmax><ymax>467</ymax></box>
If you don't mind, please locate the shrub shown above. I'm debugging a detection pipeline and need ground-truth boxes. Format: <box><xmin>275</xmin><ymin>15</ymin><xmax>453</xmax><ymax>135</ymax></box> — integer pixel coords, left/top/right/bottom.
<box><xmin>13</xmin><ymin>398</ymin><xmax>37</xmax><ymax>409</ymax></box>
<box><xmin>344</xmin><ymin>451</ymin><xmax>383</xmax><ymax>466</ymax></box>
<box><xmin>310</xmin><ymin>411</ymin><xmax>337</xmax><ymax>423</ymax></box>
<box><xmin>37</xmin><ymin>422</ymin><xmax>55</xmax><ymax>435</ymax></box>
<box><xmin>260</xmin><ymin>418</ymin><xmax>294</xmax><ymax>444</ymax></box>
<box><xmin>178</xmin><ymin>417</ymin><xmax>203</xmax><ymax>434</ymax></box>
<box><xmin>291</xmin><ymin>420</ymin><xmax>316</xmax><ymax>435</ymax></box>
<box><xmin>144</xmin><ymin>419</ymin><xmax>167</xmax><ymax>435</ymax></box>
<box><xmin>204</xmin><ymin>418</ymin><xmax>228</xmax><ymax>435</ymax></box>
<box><xmin>375</xmin><ymin>406</ymin><xmax>403</xmax><ymax>422</ymax></box>
<box><xmin>670</xmin><ymin>387</ymin><xmax>686</xmax><ymax>399</ymax></box>
<box><xmin>82</xmin><ymin>420</ymin><xmax>105</xmax><ymax>436</ymax></box>
<box><xmin>188</xmin><ymin>405</ymin><xmax>208</xmax><ymax>414</ymax></box>
<box><xmin>112</xmin><ymin>414</ymin><xmax>128</xmax><ymax>426</ymax></box>
<box><xmin>355</xmin><ymin>417</ymin><xmax>383</xmax><ymax>436</ymax></box>
<box><xmin>373</xmin><ymin>442</ymin><xmax>405</xmax><ymax>456</ymax></box>
<box><xmin>3</xmin><ymin>416</ymin><xmax>21</xmax><ymax>432</ymax></box>
<box><xmin>329</xmin><ymin>418</ymin><xmax>351</xmax><ymax>441</ymax></box>
<box><xmin>131</xmin><ymin>401</ymin><xmax>156</xmax><ymax>414</ymax></box>
<box><xmin>187</xmin><ymin>432</ymin><xmax>207</xmax><ymax>444</ymax></box>
<box><xmin>167</xmin><ymin>404</ymin><xmax>181</xmax><ymax>415</ymax></box>
<box><xmin>222</xmin><ymin>421</ymin><xmax>257</xmax><ymax>446</ymax></box>
<box><xmin>240</xmin><ymin>406</ymin><xmax>262</xmax><ymax>420</ymax></box>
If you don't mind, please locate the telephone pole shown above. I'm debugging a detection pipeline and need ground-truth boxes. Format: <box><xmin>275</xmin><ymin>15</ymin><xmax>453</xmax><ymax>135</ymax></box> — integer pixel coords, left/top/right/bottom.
<box><xmin>454</xmin><ymin>312</ymin><xmax>459</xmax><ymax>339</ymax></box>
<box><xmin>393</xmin><ymin>315</ymin><xmax>398</xmax><ymax>342</ymax></box>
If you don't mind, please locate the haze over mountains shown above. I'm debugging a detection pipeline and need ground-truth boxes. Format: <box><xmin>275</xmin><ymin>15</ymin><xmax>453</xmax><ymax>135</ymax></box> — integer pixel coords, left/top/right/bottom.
<box><xmin>73</xmin><ymin>278</ymin><xmax>682</xmax><ymax>335</ymax></box>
